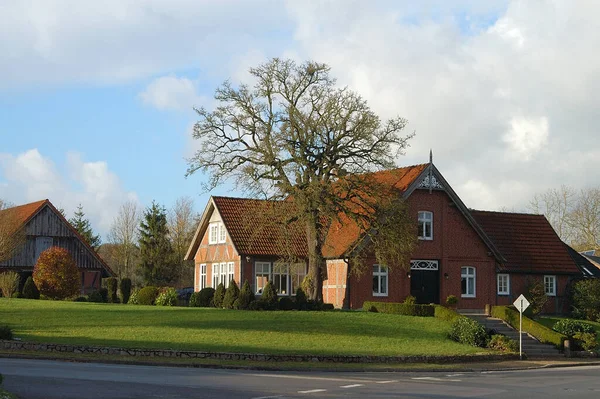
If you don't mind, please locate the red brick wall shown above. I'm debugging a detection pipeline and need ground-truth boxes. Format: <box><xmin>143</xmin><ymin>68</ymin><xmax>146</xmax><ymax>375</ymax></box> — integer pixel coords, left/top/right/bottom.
<box><xmin>495</xmin><ymin>273</ymin><xmax>572</xmax><ymax>314</ymax></box>
<box><xmin>193</xmin><ymin>224</ymin><xmax>241</xmax><ymax>291</ymax></box>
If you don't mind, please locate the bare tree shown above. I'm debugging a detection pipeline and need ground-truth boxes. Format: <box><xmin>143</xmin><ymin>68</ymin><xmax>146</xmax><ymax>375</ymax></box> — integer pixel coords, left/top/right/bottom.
<box><xmin>0</xmin><ymin>200</ymin><xmax>25</xmax><ymax>263</ymax></box>
<box><xmin>168</xmin><ymin>196</ymin><xmax>198</xmax><ymax>287</ymax></box>
<box><xmin>106</xmin><ymin>201</ymin><xmax>141</xmax><ymax>280</ymax></box>
<box><xmin>570</xmin><ymin>188</ymin><xmax>600</xmax><ymax>251</ymax></box>
<box><xmin>529</xmin><ymin>185</ymin><xmax>576</xmax><ymax>243</ymax></box>
<box><xmin>187</xmin><ymin>58</ymin><xmax>415</xmax><ymax>300</ymax></box>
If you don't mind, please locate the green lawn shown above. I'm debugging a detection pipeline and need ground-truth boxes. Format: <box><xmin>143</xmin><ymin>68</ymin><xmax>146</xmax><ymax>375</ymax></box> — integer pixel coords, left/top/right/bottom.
<box><xmin>0</xmin><ymin>298</ymin><xmax>485</xmax><ymax>356</ymax></box>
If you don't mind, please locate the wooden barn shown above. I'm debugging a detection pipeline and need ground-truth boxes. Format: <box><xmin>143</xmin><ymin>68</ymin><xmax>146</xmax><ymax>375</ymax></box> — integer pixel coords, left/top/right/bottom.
<box><xmin>0</xmin><ymin>199</ymin><xmax>114</xmax><ymax>294</ymax></box>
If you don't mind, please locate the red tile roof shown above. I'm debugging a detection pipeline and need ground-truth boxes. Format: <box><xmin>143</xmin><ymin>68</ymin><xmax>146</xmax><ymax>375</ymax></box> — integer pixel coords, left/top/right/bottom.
<box><xmin>0</xmin><ymin>199</ymin><xmax>48</xmax><ymax>235</ymax></box>
<box><xmin>471</xmin><ymin>210</ymin><xmax>580</xmax><ymax>274</ymax></box>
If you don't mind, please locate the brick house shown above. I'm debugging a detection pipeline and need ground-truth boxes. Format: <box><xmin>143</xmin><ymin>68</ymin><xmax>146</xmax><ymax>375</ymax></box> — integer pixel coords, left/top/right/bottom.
<box><xmin>0</xmin><ymin>199</ymin><xmax>114</xmax><ymax>293</ymax></box>
<box><xmin>185</xmin><ymin>161</ymin><xmax>595</xmax><ymax>312</ymax></box>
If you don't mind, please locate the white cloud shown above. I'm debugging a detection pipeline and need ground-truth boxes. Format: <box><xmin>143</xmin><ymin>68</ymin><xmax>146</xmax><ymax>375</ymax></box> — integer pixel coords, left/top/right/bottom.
<box><xmin>502</xmin><ymin>116</ymin><xmax>549</xmax><ymax>160</ymax></box>
<box><xmin>139</xmin><ymin>76</ymin><xmax>205</xmax><ymax>111</ymax></box>
<box><xmin>0</xmin><ymin>149</ymin><xmax>138</xmax><ymax>236</ymax></box>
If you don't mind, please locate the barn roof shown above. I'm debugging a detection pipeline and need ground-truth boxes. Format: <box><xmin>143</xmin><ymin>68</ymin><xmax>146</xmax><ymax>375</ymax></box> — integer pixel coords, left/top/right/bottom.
<box><xmin>470</xmin><ymin>210</ymin><xmax>580</xmax><ymax>274</ymax></box>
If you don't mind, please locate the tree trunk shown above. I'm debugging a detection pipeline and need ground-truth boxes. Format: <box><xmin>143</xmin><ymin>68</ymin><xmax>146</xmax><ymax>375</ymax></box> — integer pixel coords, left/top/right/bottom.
<box><xmin>306</xmin><ymin>215</ymin><xmax>324</xmax><ymax>301</ymax></box>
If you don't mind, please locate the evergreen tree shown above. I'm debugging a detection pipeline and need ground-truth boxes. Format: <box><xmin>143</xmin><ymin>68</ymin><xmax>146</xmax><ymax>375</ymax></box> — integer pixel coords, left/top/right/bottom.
<box><xmin>138</xmin><ymin>201</ymin><xmax>176</xmax><ymax>286</ymax></box>
<box><xmin>69</xmin><ymin>204</ymin><xmax>102</xmax><ymax>250</ymax></box>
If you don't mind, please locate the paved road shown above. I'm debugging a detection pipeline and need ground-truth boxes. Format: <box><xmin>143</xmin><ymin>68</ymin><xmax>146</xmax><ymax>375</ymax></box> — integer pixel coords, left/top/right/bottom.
<box><xmin>1</xmin><ymin>358</ymin><xmax>600</xmax><ymax>398</ymax></box>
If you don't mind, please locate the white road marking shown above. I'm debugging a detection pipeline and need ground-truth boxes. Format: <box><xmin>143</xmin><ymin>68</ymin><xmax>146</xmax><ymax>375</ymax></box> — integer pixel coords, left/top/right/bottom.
<box><xmin>298</xmin><ymin>389</ymin><xmax>327</xmax><ymax>394</ymax></box>
<box><xmin>376</xmin><ymin>380</ymin><xmax>398</xmax><ymax>384</ymax></box>
<box><xmin>251</xmin><ymin>396</ymin><xmax>285</xmax><ymax>399</ymax></box>
<box><xmin>446</xmin><ymin>373</ymin><xmax>464</xmax><ymax>377</ymax></box>
<box><xmin>253</xmin><ymin>374</ymin><xmax>369</xmax><ymax>383</ymax></box>
<box><xmin>340</xmin><ymin>384</ymin><xmax>364</xmax><ymax>388</ymax></box>
<box><xmin>412</xmin><ymin>377</ymin><xmax>462</xmax><ymax>382</ymax></box>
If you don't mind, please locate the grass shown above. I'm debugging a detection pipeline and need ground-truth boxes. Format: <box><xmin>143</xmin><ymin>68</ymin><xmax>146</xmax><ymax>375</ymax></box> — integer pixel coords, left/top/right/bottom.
<box><xmin>0</xmin><ymin>298</ymin><xmax>486</xmax><ymax>357</ymax></box>
<box><xmin>539</xmin><ymin>316</ymin><xmax>600</xmax><ymax>343</ymax></box>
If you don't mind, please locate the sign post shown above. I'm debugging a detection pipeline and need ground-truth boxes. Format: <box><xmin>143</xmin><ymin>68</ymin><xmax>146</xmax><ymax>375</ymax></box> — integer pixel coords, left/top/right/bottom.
<box><xmin>513</xmin><ymin>294</ymin><xmax>530</xmax><ymax>360</ymax></box>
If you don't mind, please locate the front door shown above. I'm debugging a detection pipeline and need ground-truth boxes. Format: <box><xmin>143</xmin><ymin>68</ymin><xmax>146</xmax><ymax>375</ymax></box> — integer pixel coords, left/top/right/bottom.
<box><xmin>409</xmin><ymin>260</ymin><xmax>440</xmax><ymax>304</ymax></box>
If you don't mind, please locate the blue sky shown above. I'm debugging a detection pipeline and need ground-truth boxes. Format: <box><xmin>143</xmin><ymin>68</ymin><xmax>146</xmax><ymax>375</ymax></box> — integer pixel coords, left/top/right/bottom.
<box><xmin>2</xmin><ymin>0</ymin><xmax>600</xmax><ymax>238</ymax></box>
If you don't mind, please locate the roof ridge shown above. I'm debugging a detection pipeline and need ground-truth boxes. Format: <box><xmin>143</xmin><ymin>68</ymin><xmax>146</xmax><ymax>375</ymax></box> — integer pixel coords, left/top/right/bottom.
<box><xmin>470</xmin><ymin>208</ymin><xmax>544</xmax><ymax>217</ymax></box>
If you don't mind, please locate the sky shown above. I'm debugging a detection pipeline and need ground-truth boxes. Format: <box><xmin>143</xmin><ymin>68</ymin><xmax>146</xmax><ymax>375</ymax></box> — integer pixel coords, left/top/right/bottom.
<box><xmin>1</xmin><ymin>0</ymin><xmax>599</xmax><ymax>239</ymax></box>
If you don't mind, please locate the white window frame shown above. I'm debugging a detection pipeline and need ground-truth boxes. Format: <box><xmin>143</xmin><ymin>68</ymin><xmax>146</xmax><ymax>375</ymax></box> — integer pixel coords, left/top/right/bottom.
<box><xmin>461</xmin><ymin>266</ymin><xmax>476</xmax><ymax>298</ymax></box>
<box><xmin>289</xmin><ymin>263</ymin><xmax>307</xmax><ymax>296</ymax></box>
<box><xmin>255</xmin><ymin>262</ymin><xmax>271</xmax><ymax>294</ymax></box>
<box><xmin>227</xmin><ymin>262</ymin><xmax>235</xmax><ymax>286</ymax></box>
<box><xmin>544</xmin><ymin>275</ymin><xmax>557</xmax><ymax>296</ymax></box>
<box><xmin>219</xmin><ymin>262</ymin><xmax>228</xmax><ymax>288</ymax></box>
<box><xmin>212</xmin><ymin>264</ymin><xmax>219</xmax><ymax>288</ymax></box>
<box><xmin>372</xmin><ymin>264</ymin><xmax>388</xmax><ymax>297</ymax></box>
<box><xmin>219</xmin><ymin>223</ymin><xmax>227</xmax><ymax>243</ymax></box>
<box><xmin>199</xmin><ymin>264</ymin><xmax>207</xmax><ymax>290</ymax></box>
<box><xmin>418</xmin><ymin>211</ymin><xmax>433</xmax><ymax>240</ymax></box>
<box><xmin>208</xmin><ymin>223</ymin><xmax>219</xmax><ymax>245</ymax></box>
<box><xmin>497</xmin><ymin>273</ymin><xmax>510</xmax><ymax>295</ymax></box>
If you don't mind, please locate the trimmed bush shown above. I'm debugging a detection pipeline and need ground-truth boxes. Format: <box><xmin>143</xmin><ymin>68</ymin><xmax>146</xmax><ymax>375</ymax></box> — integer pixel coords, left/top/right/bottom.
<box><xmin>552</xmin><ymin>319</ymin><xmax>595</xmax><ymax>337</ymax></box>
<box><xmin>488</xmin><ymin>334</ymin><xmax>518</xmax><ymax>352</ymax></box>
<box><xmin>33</xmin><ymin>247</ymin><xmax>79</xmax><ymax>300</ymax></box>
<box><xmin>0</xmin><ymin>271</ymin><xmax>20</xmax><ymax>298</ymax></box>
<box><xmin>278</xmin><ymin>296</ymin><xmax>296</xmax><ymax>311</ymax></box>
<box><xmin>190</xmin><ymin>287</ymin><xmax>215</xmax><ymax>307</ymax></box>
<box><xmin>362</xmin><ymin>301</ymin><xmax>435</xmax><ymax>317</ymax></box>
<box><xmin>403</xmin><ymin>295</ymin><xmax>416</xmax><ymax>305</ymax></box>
<box><xmin>261</xmin><ymin>281</ymin><xmax>278</xmax><ymax>310</ymax></box>
<box><xmin>22</xmin><ymin>276</ymin><xmax>40</xmax><ymax>299</ymax></box>
<box><xmin>0</xmin><ymin>325</ymin><xmax>13</xmax><ymax>340</ymax></box>
<box><xmin>103</xmin><ymin>277</ymin><xmax>119</xmax><ymax>303</ymax></box>
<box><xmin>212</xmin><ymin>283</ymin><xmax>226</xmax><ymax>308</ymax></box>
<box><xmin>11</xmin><ymin>292</ymin><xmax>21</xmax><ymax>298</ymax></box>
<box><xmin>491</xmin><ymin>306</ymin><xmax>567</xmax><ymax>348</ymax></box>
<box><xmin>223</xmin><ymin>280</ymin><xmax>240</xmax><ymax>309</ymax></box>
<box><xmin>128</xmin><ymin>289</ymin><xmax>140</xmax><ymax>305</ymax></box>
<box><xmin>236</xmin><ymin>281</ymin><xmax>255</xmax><ymax>310</ymax></box>
<box><xmin>73</xmin><ymin>296</ymin><xmax>87</xmax><ymax>302</ymax></box>
<box><xmin>295</xmin><ymin>287</ymin><xmax>307</xmax><ymax>310</ymax></box>
<box><xmin>87</xmin><ymin>289</ymin><xmax>107</xmax><ymax>303</ymax></box>
<box><xmin>137</xmin><ymin>286</ymin><xmax>159</xmax><ymax>305</ymax></box>
<box><xmin>449</xmin><ymin>316</ymin><xmax>488</xmax><ymax>347</ymax></box>
<box><xmin>248</xmin><ymin>299</ymin><xmax>266</xmax><ymax>310</ymax></box>
<box><xmin>573</xmin><ymin>332</ymin><xmax>598</xmax><ymax>351</ymax></box>
<box><xmin>119</xmin><ymin>278</ymin><xmax>132</xmax><ymax>304</ymax></box>
<box><xmin>434</xmin><ymin>305</ymin><xmax>461</xmax><ymax>322</ymax></box>
<box><xmin>446</xmin><ymin>295</ymin><xmax>458</xmax><ymax>307</ymax></box>
<box><xmin>155</xmin><ymin>287</ymin><xmax>178</xmax><ymax>306</ymax></box>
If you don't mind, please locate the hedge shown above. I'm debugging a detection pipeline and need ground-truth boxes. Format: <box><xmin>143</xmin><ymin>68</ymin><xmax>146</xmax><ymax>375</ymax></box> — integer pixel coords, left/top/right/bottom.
<box><xmin>363</xmin><ymin>301</ymin><xmax>435</xmax><ymax>317</ymax></box>
<box><xmin>491</xmin><ymin>305</ymin><xmax>567</xmax><ymax>348</ymax></box>
<box><xmin>434</xmin><ymin>305</ymin><xmax>462</xmax><ymax>322</ymax></box>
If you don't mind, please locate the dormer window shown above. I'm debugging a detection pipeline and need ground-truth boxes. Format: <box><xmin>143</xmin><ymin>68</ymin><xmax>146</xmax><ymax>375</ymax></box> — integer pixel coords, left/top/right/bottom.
<box><xmin>418</xmin><ymin>211</ymin><xmax>433</xmax><ymax>240</ymax></box>
<box><xmin>209</xmin><ymin>222</ymin><xmax>226</xmax><ymax>244</ymax></box>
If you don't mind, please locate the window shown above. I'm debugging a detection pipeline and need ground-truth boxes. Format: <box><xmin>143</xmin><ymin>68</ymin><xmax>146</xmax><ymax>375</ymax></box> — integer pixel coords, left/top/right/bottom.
<box><xmin>208</xmin><ymin>223</ymin><xmax>219</xmax><ymax>244</ymax></box>
<box><xmin>497</xmin><ymin>274</ymin><xmax>510</xmax><ymax>295</ymax></box>
<box><xmin>212</xmin><ymin>264</ymin><xmax>219</xmax><ymax>288</ymax></box>
<box><xmin>219</xmin><ymin>262</ymin><xmax>228</xmax><ymax>288</ymax></box>
<box><xmin>372</xmin><ymin>264</ymin><xmax>388</xmax><ymax>296</ymax></box>
<box><xmin>544</xmin><ymin>275</ymin><xmax>556</xmax><ymax>296</ymax></box>
<box><xmin>461</xmin><ymin>266</ymin><xmax>476</xmax><ymax>298</ymax></box>
<box><xmin>219</xmin><ymin>224</ymin><xmax>227</xmax><ymax>243</ymax></box>
<box><xmin>227</xmin><ymin>262</ymin><xmax>235</xmax><ymax>286</ymax></box>
<box><xmin>35</xmin><ymin>236</ymin><xmax>53</xmax><ymax>261</ymax></box>
<box><xmin>289</xmin><ymin>263</ymin><xmax>307</xmax><ymax>295</ymax></box>
<box><xmin>418</xmin><ymin>211</ymin><xmax>433</xmax><ymax>240</ymax></box>
<box><xmin>255</xmin><ymin>262</ymin><xmax>271</xmax><ymax>294</ymax></box>
<box><xmin>273</xmin><ymin>263</ymin><xmax>289</xmax><ymax>295</ymax></box>
<box><xmin>199</xmin><ymin>264</ymin><xmax>207</xmax><ymax>290</ymax></box>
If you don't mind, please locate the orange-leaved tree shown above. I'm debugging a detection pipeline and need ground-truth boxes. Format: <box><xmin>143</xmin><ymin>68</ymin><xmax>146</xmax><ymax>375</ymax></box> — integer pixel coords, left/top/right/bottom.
<box><xmin>33</xmin><ymin>247</ymin><xmax>80</xmax><ymax>300</ymax></box>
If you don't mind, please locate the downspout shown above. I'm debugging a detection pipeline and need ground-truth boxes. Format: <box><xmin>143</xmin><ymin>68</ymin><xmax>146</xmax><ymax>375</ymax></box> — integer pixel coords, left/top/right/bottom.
<box><xmin>343</xmin><ymin>258</ymin><xmax>351</xmax><ymax>309</ymax></box>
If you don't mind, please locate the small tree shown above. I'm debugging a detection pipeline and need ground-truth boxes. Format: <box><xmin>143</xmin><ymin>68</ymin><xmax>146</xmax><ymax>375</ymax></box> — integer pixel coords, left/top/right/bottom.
<box><xmin>69</xmin><ymin>204</ymin><xmax>102</xmax><ymax>250</ymax></box>
<box><xmin>212</xmin><ymin>283</ymin><xmax>226</xmax><ymax>308</ymax></box>
<box><xmin>138</xmin><ymin>201</ymin><xmax>177</xmax><ymax>286</ymax></box>
<box><xmin>22</xmin><ymin>276</ymin><xmax>40</xmax><ymax>299</ymax></box>
<box><xmin>119</xmin><ymin>278</ymin><xmax>132</xmax><ymax>304</ymax></box>
<box><xmin>103</xmin><ymin>277</ymin><xmax>119</xmax><ymax>303</ymax></box>
<box><xmin>223</xmin><ymin>280</ymin><xmax>240</xmax><ymax>309</ymax></box>
<box><xmin>261</xmin><ymin>281</ymin><xmax>278</xmax><ymax>310</ymax></box>
<box><xmin>524</xmin><ymin>278</ymin><xmax>549</xmax><ymax>317</ymax></box>
<box><xmin>33</xmin><ymin>247</ymin><xmax>80</xmax><ymax>300</ymax></box>
<box><xmin>572</xmin><ymin>279</ymin><xmax>600</xmax><ymax>321</ymax></box>
<box><xmin>237</xmin><ymin>280</ymin><xmax>255</xmax><ymax>310</ymax></box>
<box><xmin>0</xmin><ymin>271</ymin><xmax>19</xmax><ymax>298</ymax></box>
<box><xmin>295</xmin><ymin>287</ymin><xmax>307</xmax><ymax>310</ymax></box>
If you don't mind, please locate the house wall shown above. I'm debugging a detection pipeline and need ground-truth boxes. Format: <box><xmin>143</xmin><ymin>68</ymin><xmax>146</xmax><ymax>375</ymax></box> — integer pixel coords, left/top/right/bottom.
<box><xmin>495</xmin><ymin>273</ymin><xmax>572</xmax><ymax>314</ymax></box>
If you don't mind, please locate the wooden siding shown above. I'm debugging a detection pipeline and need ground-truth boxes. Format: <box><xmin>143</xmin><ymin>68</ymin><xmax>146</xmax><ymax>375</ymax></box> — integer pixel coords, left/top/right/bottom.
<box><xmin>0</xmin><ymin>205</ymin><xmax>108</xmax><ymax>273</ymax></box>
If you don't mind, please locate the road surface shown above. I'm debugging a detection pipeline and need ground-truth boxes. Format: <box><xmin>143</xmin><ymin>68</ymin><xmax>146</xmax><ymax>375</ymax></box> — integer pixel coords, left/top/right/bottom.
<box><xmin>1</xmin><ymin>358</ymin><xmax>600</xmax><ymax>398</ymax></box>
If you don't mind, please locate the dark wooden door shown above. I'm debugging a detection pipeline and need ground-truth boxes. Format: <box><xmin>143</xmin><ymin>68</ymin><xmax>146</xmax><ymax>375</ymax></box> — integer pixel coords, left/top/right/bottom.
<box><xmin>410</xmin><ymin>270</ymin><xmax>440</xmax><ymax>304</ymax></box>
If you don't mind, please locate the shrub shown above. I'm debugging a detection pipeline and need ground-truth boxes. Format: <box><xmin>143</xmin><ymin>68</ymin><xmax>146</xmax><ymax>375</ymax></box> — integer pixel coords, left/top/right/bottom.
<box><xmin>573</xmin><ymin>332</ymin><xmax>598</xmax><ymax>351</ymax></box>
<box><xmin>223</xmin><ymin>280</ymin><xmax>240</xmax><ymax>309</ymax></box>
<box><xmin>321</xmin><ymin>303</ymin><xmax>334</xmax><ymax>311</ymax></box>
<box><xmin>22</xmin><ymin>276</ymin><xmax>40</xmax><ymax>299</ymax></box>
<box><xmin>278</xmin><ymin>296</ymin><xmax>296</xmax><ymax>311</ymax></box>
<box><xmin>33</xmin><ymin>247</ymin><xmax>80</xmax><ymax>300</ymax></box>
<box><xmin>190</xmin><ymin>287</ymin><xmax>215</xmax><ymax>307</ymax></box>
<box><xmin>300</xmin><ymin>275</ymin><xmax>315</xmax><ymax>298</ymax></box>
<box><xmin>446</xmin><ymin>295</ymin><xmax>458</xmax><ymax>307</ymax></box>
<box><xmin>119</xmin><ymin>278</ymin><xmax>132</xmax><ymax>304</ymax></box>
<box><xmin>211</xmin><ymin>283</ymin><xmax>226</xmax><ymax>308</ymax></box>
<box><xmin>524</xmin><ymin>278</ymin><xmax>548</xmax><ymax>317</ymax></box>
<box><xmin>552</xmin><ymin>319</ymin><xmax>595</xmax><ymax>337</ymax></box>
<box><xmin>449</xmin><ymin>317</ymin><xmax>488</xmax><ymax>347</ymax></box>
<box><xmin>236</xmin><ymin>281</ymin><xmax>255</xmax><ymax>310</ymax></box>
<box><xmin>362</xmin><ymin>301</ymin><xmax>435</xmax><ymax>317</ymax></box>
<box><xmin>491</xmin><ymin>306</ymin><xmax>567</xmax><ymax>348</ymax></box>
<box><xmin>403</xmin><ymin>295</ymin><xmax>416</xmax><ymax>305</ymax></box>
<box><xmin>434</xmin><ymin>305</ymin><xmax>461</xmax><ymax>322</ymax></box>
<box><xmin>103</xmin><ymin>277</ymin><xmax>119</xmax><ymax>303</ymax></box>
<box><xmin>73</xmin><ymin>296</ymin><xmax>87</xmax><ymax>302</ymax></box>
<box><xmin>128</xmin><ymin>289</ymin><xmax>140</xmax><ymax>305</ymax></box>
<box><xmin>0</xmin><ymin>271</ymin><xmax>20</xmax><ymax>298</ymax></box>
<box><xmin>488</xmin><ymin>334</ymin><xmax>518</xmax><ymax>352</ymax></box>
<box><xmin>155</xmin><ymin>287</ymin><xmax>178</xmax><ymax>306</ymax></box>
<box><xmin>0</xmin><ymin>325</ymin><xmax>13</xmax><ymax>340</ymax></box>
<box><xmin>11</xmin><ymin>292</ymin><xmax>21</xmax><ymax>298</ymax></box>
<box><xmin>87</xmin><ymin>289</ymin><xmax>106</xmax><ymax>303</ymax></box>
<box><xmin>248</xmin><ymin>300</ymin><xmax>266</xmax><ymax>310</ymax></box>
<box><xmin>571</xmin><ymin>279</ymin><xmax>600</xmax><ymax>321</ymax></box>
<box><xmin>261</xmin><ymin>281</ymin><xmax>278</xmax><ymax>310</ymax></box>
<box><xmin>137</xmin><ymin>286</ymin><xmax>159</xmax><ymax>305</ymax></box>
<box><xmin>295</xmin><ymin>287</ymin><xmax>307</xmax><ymax>310</ymax></box>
